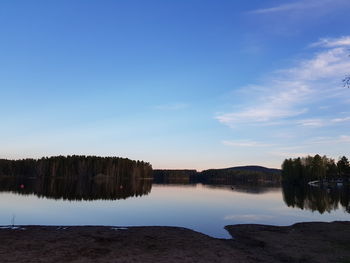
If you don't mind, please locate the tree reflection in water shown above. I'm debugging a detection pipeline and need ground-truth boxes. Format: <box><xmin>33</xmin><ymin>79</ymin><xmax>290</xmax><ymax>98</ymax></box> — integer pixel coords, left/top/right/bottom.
<box><xmin>282</xmin><ymin>182</ymin><xmax>350</xmax><ymax>213</ymax></box>
<box><xmin>0</xmin><ymin>175</ymin><xmax>152</xmax><ymax>201</ymax></box>
<box><xmin>1</xmin><ymin>174</ymin><xmax>349</xmax><ymax>214</ymax></box>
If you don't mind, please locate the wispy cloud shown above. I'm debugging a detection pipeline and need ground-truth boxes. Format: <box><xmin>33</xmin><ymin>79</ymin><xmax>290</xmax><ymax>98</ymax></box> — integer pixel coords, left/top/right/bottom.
<box><xmin>297</xmin><ymin>118</ymin><xmax>325</xmax><ymax>127</ymax></box>
<box><xmin>296</xmin><ymin>116</ymin><xmax>350</xmax><ymax>127</ymax></box>
<box><xmin>217</xmin><ymin>104</ymin><xmax>308</xmax><ymax>127</ymax></box>
<box><xmin>249</xmin><ymin>1</ymin><xmax>323</xmax><ymax>14</ymax></box>
<box><xmin>308</xmin><ymin>135</ymin><xmax>350</xmax><ymax>145</ymax></box>
<box><xmin>283</xmin><ymin>49</ymin><xmax>350</xmax><ymax>82</ymax></box>
<box><xmin>216</xmin><ymin>36</ymin><xmax>350</xmax><ymax>128</ymax></box>
<box><xmin>331</xmin><ymin>117</ymin><xmax>350</xmax><ymax>123</ymax></box>
<box><xmin>249</xmin><ymin>0</ymin><xmax>347</xmax><ymax>15</ymax></box>
<box><xmin>269</xmin><ymin>135</ymin><xmax>350</xmax><ymax>158</ymax></box>
<box><xmin>216</xmin><ymin>83</ymin><xmax>311</xmax><ymax>127</ymax></box>
<box><xmin>217</xmin><ymin>36</ymin><xmax>350</xmax><ymax>162</ymax></box>
<box><xmin>269</xmin><ymin>151</ymin><xmax>318</xmax><ymax>159</ymax></box>
<box><xmin>311</xmin><ymin>36</ymin><xmax>350</xmax><ymax>48</ymax></box>
<box><xmin>222</xmin><ymin>140</ymin><xmax>271</xmax><ymax>147</ymax></box>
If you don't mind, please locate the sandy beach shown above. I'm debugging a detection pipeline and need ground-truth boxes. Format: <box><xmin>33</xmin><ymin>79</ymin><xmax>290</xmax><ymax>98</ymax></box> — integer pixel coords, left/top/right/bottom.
<box><xmin>0</xmin><ymin>221</ymin><xmax>349</xmax><ymax>262</ymax></box>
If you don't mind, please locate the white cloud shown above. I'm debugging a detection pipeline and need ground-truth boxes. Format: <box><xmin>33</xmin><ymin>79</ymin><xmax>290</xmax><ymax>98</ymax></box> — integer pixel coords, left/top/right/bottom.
<box><xmin>217</xmin><ymin>107</ymin><xmax>307</xmax><ymax>127</ymax></box>
<box><xmin>269</xmin><ymin>136</ymin><xmax>350</xmax><ymax>158</ymax></box>
<box><xmin>331</xmin><ymin>117</ymin><xmax>350</xmax><ymax>123</ymax></box>
<box><xmin>283</xmin><ymin>48</ymin><xmax>349</xmax><ymax>81</ymax></box>
<box><xmin>318</xmin><ymin>105</ymin><xmax>330</xmax><ymax>110</ymax></box>
<box><xmin>308</xmin><ymin>135</ymin><xmax>350</xmax><ymax>145</ymax></box>
<box><xmin>339</xmin><ymin>135</ymin><xmax>350</xmax><ymax>142</ymax></box>
<box><xmin>217</xmin><ymin>81</ymin><xmax>310</xmax><ymax>127</ymax></box>
<box><xmin>249</xmin><ymin>0</ymin><xmax>347</xmax><ymax>15</ymax></box>
<box><xmin>311</xmin><ymin>36</ymin><xmax>350</xmax><ymax>48</ymax></box>
<box><xmin>268</xmin><ymin>136</ymin><xmax>350</xmax><ymax>159</ymax></box>
<box><xmin>269</xmin><ymin>151</ymin><xmax>317</xmax><ymax>158</ymax></box>
<box><xmin>216</xmin><ymin>36</ymin><xmax>350</xmax><ymax>128</ymax></box>
<box><xmin>297</xmin><ymin>118</ymin><xmax>325</xmax><ymax>127</ymax></box>
<box><xmin>222</xmin><ymin>140</ymin><xmax>271</xmax><ymax>147</ymax></box>
<box><xmin>250</xmin><ymin>1</ymin><xmax>323</xmax><ymax>14</ymax></box>
<box><xmin>296</xmin><ymin>116</ymin><xmax>350</xmax><ymax>127</ymax></box>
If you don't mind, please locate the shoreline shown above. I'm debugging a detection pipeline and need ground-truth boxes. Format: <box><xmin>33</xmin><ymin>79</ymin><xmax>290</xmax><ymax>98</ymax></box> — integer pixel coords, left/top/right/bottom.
<box><xmin>0</xmin><ymin>221</ymin><xmax>349</xmax><ymax>262</ymax></box>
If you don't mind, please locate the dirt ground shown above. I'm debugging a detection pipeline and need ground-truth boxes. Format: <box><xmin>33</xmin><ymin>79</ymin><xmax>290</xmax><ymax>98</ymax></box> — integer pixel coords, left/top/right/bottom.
<box><xmin>226</xmin><ymin>221</ymin><xmax>350</xmax><ymax>263</ymax></box>
<box><xmin>0</xmin><ymin>221</ymin><xmax>349</xmax><ymax>263</ymax></box>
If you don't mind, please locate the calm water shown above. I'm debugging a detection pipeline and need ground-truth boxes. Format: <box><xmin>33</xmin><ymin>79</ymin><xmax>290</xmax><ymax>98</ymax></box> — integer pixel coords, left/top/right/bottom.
<box><xmin>0</xmin><ymin>179</ymin><xmax>349</xmax><ymax>238</ymax></box>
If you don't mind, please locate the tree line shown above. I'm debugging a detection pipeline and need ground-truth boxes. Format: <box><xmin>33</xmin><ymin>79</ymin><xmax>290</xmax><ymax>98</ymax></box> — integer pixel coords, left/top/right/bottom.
<box><xmin>281</xmin><ymin>155</ymin><xmax>350</xmax><ymax>184</ymax></box>
<box><xmin>153</xmin><ymin>166</ymin><xmax>281</xmax><ymax>186</ymax></box>
<box><xmin>152</xmin><ymin>170</ymin><xmax>198</xmax><ymax>184</ymax></box>
<box><xmin>0</xmin><ymin>155</ymin><xmax>153</xmax><ymax>181</ymax></box>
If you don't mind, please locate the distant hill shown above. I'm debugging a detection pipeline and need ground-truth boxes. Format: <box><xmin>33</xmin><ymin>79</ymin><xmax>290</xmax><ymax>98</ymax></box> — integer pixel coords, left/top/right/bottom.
<box><xmin>200</xmin><ymin>165</ymin><xmax>281</xmax><ymax>185</ymax></box>
<box><xmin>153</xmin><ymin>166</ymin><xmax>281</xmax><ymax>185</ymax></box>
<box><xmin>203</xmin><ymin>165</ymin><xmax>281</xmax><ymax>175</ymax></box>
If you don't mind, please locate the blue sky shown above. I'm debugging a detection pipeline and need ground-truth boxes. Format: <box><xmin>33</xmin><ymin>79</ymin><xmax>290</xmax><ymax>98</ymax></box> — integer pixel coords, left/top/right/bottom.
<box><xmin>1</xmin><ymin>0</ymin><xmax>350</xmax><ymax>170</ymax></box>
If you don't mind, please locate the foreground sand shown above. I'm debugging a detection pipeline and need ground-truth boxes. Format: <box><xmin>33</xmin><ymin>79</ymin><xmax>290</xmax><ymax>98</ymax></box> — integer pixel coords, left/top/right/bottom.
<box><xmin>0</xmin><ymin>222</ymin><xmax>349</xmax><ymax>262</ymax></box>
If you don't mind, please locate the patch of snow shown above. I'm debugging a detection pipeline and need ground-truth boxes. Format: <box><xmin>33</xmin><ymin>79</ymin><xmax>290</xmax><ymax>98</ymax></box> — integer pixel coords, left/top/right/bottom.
<box><xmin>0</xmin><ymin>226</ymin><xmax>26</xmax><ymax>230</ymax></box>
<box><xmin>111</xmin><ymin>227</ymin><xmax>128</xmax><ymax>230</ymax></box>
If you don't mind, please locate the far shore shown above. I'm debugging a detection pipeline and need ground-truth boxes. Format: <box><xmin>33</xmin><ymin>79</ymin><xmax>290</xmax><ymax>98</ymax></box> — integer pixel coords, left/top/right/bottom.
<box><xmin>0</xmin><ymin>221</ymin><xmax>349</xmax><ymax>262</ymax></box>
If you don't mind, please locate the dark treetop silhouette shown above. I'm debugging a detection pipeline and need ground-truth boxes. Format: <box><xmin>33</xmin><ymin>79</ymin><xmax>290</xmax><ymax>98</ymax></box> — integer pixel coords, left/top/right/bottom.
<box><xmin>281</xmin><ymin>154</ymin><xmax>350</xmax><ymax>184</ymax></box>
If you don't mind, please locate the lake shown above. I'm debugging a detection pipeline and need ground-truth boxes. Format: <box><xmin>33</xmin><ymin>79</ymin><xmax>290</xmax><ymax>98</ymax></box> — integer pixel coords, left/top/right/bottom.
<box><xmin>0</xmin><ymin>178</ymin><xmax>349</xmax><ymax>238</ymax></box>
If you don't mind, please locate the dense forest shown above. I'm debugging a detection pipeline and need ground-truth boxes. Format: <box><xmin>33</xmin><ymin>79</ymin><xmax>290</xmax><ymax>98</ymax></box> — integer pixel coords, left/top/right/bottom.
<box><xmin>154</xmin><ymin>166</ymin><xmax>281</xmax><ymax>186</ymax></box>
<box><xmin>153</xmin><ymin>169</ymin><xmax>197</xmax><ymax>184</ymax></box>
<box><xmin>0</xmin><ymin>155</ymin><xmax>153</xmax><ymax>180</ymax></box>
<box><xmin>281</xmin><ymin>155</ymin><xmax>350</xmax><ymax>184</ymax></box>
<box><xmin>199</xmin><ymin>166</ymin><xmax>281</xmax><ymax>185</ymax></box>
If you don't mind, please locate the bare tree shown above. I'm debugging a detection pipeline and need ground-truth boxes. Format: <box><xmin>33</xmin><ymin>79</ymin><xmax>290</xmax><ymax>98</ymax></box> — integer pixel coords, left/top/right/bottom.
<box><xmin>344</xmin><ymin>75</ymin><xmax>350</xmax><ymax>88</ymax></box>
<box><xmin>344</xmin><ymin>52</ymin><xmax>350</xmax><ymax>88</ymax></box>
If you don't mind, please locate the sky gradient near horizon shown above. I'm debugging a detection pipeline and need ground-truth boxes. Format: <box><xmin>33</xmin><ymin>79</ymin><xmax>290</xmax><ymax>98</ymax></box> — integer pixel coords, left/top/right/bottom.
<box><xmin>1</xmin><ymin>0</ymin><xmax>350</xmax><ymax>170</ymax></box>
